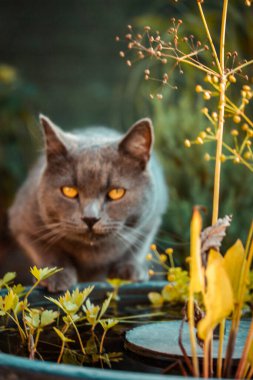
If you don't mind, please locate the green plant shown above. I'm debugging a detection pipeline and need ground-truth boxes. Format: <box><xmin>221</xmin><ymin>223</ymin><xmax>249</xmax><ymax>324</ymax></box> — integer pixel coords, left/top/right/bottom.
<box><xmin>0</xmin><ymin>268</ymin><xmax>120</xmax><ymax>365</ymax></box>
<box><xmin>118</xmin><ymin>0</ymin><xmax>253</xmax><ymax>377</ymax></box>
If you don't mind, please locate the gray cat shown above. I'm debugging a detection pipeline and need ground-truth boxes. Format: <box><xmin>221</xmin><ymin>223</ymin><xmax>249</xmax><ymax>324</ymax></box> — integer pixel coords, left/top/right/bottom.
<box><xmin>9</xmin><ymin>115</ymin><xmax>168</xmax><ymax>291</ymax></box>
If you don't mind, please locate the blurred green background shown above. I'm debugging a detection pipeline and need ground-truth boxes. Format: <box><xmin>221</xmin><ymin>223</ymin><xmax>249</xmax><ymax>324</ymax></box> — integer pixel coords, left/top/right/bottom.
<box><xmin>0</xmin><ymin>0</ymin><xmax>252</xmax><ymax>279</ymax></box>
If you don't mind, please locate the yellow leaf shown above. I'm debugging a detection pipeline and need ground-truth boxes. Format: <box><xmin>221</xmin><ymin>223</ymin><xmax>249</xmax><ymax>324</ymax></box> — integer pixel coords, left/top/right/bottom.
<box><xmin>197</xmin><ymin>260</ymin><xmax>234</xmax><ymax>340</ymax></box>
<box><xmin>223</xmin><ymin>240</ymin><xmax>245</xmax><ymax>302</ymax></box>
<box><xmin>189</xmin><ymin>208</ymin><xmax>204</xmax><ymax>293</ymax></box>
<box><xmin>207</xmin><ymin>249</ymin><xmax>224</xmax><ymax>266</ymax></box>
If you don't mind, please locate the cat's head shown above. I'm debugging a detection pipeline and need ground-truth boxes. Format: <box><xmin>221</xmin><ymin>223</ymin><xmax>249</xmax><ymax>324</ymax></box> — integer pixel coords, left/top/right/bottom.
<box><xmin>38</xmin><ymin>115</ymin><xmax>155</xmax><ymax>247</ymax></box>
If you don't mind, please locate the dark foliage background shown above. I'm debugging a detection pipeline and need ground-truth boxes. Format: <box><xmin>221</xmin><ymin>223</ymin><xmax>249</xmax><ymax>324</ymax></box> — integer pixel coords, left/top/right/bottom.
<box><xmin>0</xmin><ymin>0</ymin><xmax>252</xmax><ymax>279</ymax></box>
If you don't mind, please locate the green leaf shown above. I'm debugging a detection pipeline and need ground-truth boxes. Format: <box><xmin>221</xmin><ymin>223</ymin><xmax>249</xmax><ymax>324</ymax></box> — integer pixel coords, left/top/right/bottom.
<box><xmin>45</xmin><ymin>296</ymin><xmax>65</xmax><ymax>312</ymax></box>
<box><xmin>30</xmin><ymin>266</ymin><xmax>63</xmax><ymax>281</ymax></box>
<box><xmin>40</xmin><ymin>310</ymin><xmax>59</xmax><ymax>327</ymax></box>
<box><xmin>53</xmin><ymin>327</ymin><xmax>75</xmax><ymax>343</ymax></box>
<box><xmin>2</xmin><ymin>272</ymin><xmax>16</xmax><ymax>285</ymax></box>
<box><xmin>99</xmin><ymin>293</ymin><xmax>113</xmax><ymax>319</ymax></box>
<box><xmin>0</xmin><ymin>272</ymin><xmax>16</xmax><ymax>288</ymax></box>
<box><xmin>12</xmin><ymin>284</ymin><xmax>25</xmax><ymax>295</ymax></box>
<box><xmin>4</xmin><ymin>290</ymin><xmax>18</xmax><ymax>312</ymax></box>
<box><xmin>100</xmin><ymin>318</ymin><xmax>119</xmax><ymax>331</ymax></box>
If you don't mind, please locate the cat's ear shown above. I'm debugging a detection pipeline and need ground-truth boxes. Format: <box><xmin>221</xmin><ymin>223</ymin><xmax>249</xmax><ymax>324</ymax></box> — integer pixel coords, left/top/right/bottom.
<box><xmin>39</xmin><ymin>114</ymin><xmax>68</xmax><ymax>159</ymax></box>
<box><xmin>119</xmin><ymin>118</ymin><xmax>154</xmax><ymax>166</ymax></box>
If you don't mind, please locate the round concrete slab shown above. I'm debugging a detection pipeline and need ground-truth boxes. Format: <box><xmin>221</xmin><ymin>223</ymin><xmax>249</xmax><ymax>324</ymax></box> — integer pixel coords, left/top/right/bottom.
<box><xmin>125</xmin><ymin>320</ymin><xmax>250</xmax><ymax>361</ymax></box>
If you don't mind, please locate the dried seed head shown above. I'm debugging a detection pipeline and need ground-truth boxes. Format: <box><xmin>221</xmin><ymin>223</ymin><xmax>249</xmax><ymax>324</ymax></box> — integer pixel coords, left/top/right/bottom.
<box><xmin>197</xmin><ymin>137</ymin><xmax>204</xmax><ymax>144</ymax></box>
<box><xmin>161</xmin><ymin>58</ymin><xmax>168</xmax><ymax>64</ymax></box>
<box><xmin>126</xmin><ymin>33</ymin><xmax>132</xmax><ymax>40</ymax></box>
<box><xmin>119</xmin><ymin>51</ymin><xmax>125</xmax><ymax>58</ymax></box>
<box><xmin>204</xmin><ymin>153</ymin><xmax>210</xmax><ymax>161</ymax></box>
<box><xmin>184</xmin><ymin>139</ymin><xmax>191</xmax><ymax>148</ymax></box>
<box><xmin>242</xmin><ymin>123</ymin><xmax>249</xmax><ymax>131</ymax></box>
<box><xmin>144</xmin><ymin>26</ymin><xmax>151</xmax><ymax>31</ymax></box>
<box><xmin>115</xmin><ymin>36</ymin><xmax>120</xmax><ymax>42</ymax></box>
<box><xmin>244</xmin><ymin>151</ymin><xmax>252</xmax><ymax>160</ymax></box>
<box><xmin>126</xmin><ymin>60</ymin><xmax>132</xmax><ymax>67</ymax></box>
<box><xmin>156</xmin><ymin>93</ymin><xmax>163</xmax><ymax>100</ymax></box>
<box><xmin>220</xmin><ymin>154</ymin><xmax>226</xmax><ymax>162</ymax></box>
<box><xmin>160</xmin><ymin>254</ymin><xmax>167</xmax><ymax>263</ymax></box>
<box><xmin>195</xmin><ymin>85</ymin><xmax>203</xmax><ymax>93</ymax></box>
<box><xmin>145</xmin><ymin>69</ymin><xmax>150</xmax><ymax>75</ymax></box>
<box><xmin>231</xmin><ymin>129</ymin><xmax>239</xmax><ymax>136</ymax></box>
<box><xmin>212</xmin><ymin>112</ymin><xmax>218</xmax><ymax>121</ymax></box>
<box><xmin>203</xmin><ymin>91</ymin><xmax>211</xmax><ymax>100</ymax></box>
<box><xmin>204</xmin><ymin>75</ymin><xmax>212</xmax><ymax>83</ymax></box>
<box><xmin>228</xmin><ymin>74</ymin><xmax>236</xmax><ymax>83</ymax></box>
<box><xmin>146</xmin><ymin>253</ymin><xmax>153</xmax><ymax>261</ymax></box>
<box><xmin>213</xmin><ymin>76</ymin><xmax>219</xmax><ymax>83</ymax></box>
<box><xmin>233</xmin><ymin>115</ymin><xmax>241</xmax><ymax>124</ymax></box>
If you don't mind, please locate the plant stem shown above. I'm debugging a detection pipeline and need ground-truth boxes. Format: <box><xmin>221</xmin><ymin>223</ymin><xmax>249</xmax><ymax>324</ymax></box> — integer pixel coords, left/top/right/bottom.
<box><xmin>99</xmin><ymin>329</ymin><xmax>107</xmax><ymax>354</ymax></box>
<box><xmin>188</xmin><ymin>292</ymin><xmax>199</xmax><ymax>377</ymax></box>
<box><xmin>197</xmin><ymin>1</ymin><xmax>222</xmax><ymax>75</ymax></box>
<box><xmin>211</xmin><ymin>0</ymin><xmax>228</xmax><ymax>224</ymax></box>
<box><xmin>7</xmin><ymin>312</ymin><xmax>26</xmax><ymax>343</ymax></box>
<box><xmin>217</xmin><ymin>319</ymin><xmax>226</xmax><ymax>378</ymax></box>
<box><xmin>212</xmin><ymin>75</ymin><xmax>226</xmax><ymax>225</ymax></box>
<box><xmin>203</xmin><ymin>333</ymin><xmax>211</xmax><ymax>378</ymax></box>
<box><xmin>69</xmin><ymin>316</ymin><xmax>86</xmax><ymax>356</ymax></box>
<box><xmin>57</xmin><ymin>341</ymin><xmax>65</xmax><ymax>363</ymax></box>
<box><xmin>236</xmin><ymin>319</ymin><xmax>253</xmax><ymax>379</ymax></box>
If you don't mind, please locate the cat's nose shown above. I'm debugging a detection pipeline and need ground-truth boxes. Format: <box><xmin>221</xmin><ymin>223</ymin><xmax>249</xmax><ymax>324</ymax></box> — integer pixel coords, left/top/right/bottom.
<box><xmin>82</xmin><ymin>217</ymin><xmax>100</xmax><ymax>230</ymax></box>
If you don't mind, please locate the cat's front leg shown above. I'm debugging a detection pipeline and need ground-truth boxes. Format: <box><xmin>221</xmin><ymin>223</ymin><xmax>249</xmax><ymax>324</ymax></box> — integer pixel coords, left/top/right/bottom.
<box><xmin>108</xmin><ymin>260</ymin><xmax>149</xmax><ymax>282</ymax></box>
<box><xmin>18</xmin><ymin>234</ymin><xmax>78</xmax><ymax>292</ymax></box>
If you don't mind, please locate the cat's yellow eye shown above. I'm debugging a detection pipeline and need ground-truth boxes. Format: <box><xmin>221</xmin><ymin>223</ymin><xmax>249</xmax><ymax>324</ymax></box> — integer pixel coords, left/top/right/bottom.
<box><xmin>107</xmin><ymin>188</ymin><xmax>126</xmax><ymax>201</ymax></box>
<box><xmin>61</xmin><ymin>186</ymin><xmax>79</xmax><ymax>199</ymax></box>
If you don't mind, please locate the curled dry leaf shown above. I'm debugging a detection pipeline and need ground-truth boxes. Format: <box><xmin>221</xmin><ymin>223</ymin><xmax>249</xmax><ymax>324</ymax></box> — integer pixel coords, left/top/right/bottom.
<box><xmin>200</xmin><ymin>215</ymin><xmax>232</xmax><ymax>263</ymax></box>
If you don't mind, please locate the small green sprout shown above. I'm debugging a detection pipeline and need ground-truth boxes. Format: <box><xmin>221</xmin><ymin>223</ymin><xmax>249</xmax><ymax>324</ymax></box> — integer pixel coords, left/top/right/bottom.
<box><xmin>53</xmin><ymin>327</ymin><xmax>75</xmax><ymax>363</ymax></box>
<box><xmin>83</xmin><ymin>293</ymin><xmax>113</xmax><ymax>332</ymax></box>
<box><xmin>99</xmin><ymin>318</ymin><xmax>119</xmax><ymax>354</ymax></box>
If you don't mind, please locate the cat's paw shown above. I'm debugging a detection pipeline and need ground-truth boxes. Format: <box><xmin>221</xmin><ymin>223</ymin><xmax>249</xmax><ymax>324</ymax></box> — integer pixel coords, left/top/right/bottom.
<box><xmin>41</xmin><ymin>267</ymin><xmax>78</xmax><ymax>293</ymax></box>
<box><xmin>109</xmin><ymin>262</ymin><xmax>148</xmax><ymax>282</ymax></box>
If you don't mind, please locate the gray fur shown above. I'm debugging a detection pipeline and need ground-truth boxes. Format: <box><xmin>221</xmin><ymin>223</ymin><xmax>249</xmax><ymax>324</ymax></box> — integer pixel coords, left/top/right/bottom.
<box><xmin>9</xmin><ymin>115</ymin><xmax>168</xmax><ymax>291</ymax></box>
